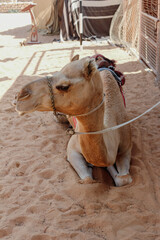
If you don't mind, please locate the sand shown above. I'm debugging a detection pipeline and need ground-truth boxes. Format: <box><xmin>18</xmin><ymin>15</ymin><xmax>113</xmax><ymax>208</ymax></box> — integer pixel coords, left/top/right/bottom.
<box><xmin>0</xmin><ymin>13</ymin><xmax>160</xmax><ymax>240</ymax></box>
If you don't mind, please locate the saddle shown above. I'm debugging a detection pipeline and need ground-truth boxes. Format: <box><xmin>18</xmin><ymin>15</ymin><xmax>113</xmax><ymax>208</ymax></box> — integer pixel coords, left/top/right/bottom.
<box><xmin>72</xmin><ymin>54</ymin><xmax>126</xmax><ymax>128</ymax></box>
<box><xmin>92</xmin><ymin>54</ymin><xmax>126</xmax><ymax>107</ymax></box>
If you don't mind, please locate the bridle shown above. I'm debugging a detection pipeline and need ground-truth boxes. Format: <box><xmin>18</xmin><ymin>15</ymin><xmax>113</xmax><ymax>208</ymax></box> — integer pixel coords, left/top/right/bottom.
<box><xmin>46</xmin><ymin>76</ymin><xmax>105</xmax><ymax>118</ymax></box>
<box><xmin>47</xmin><ymin>76</ymin><xmax>57</xmax><ymax>117</ymax></box>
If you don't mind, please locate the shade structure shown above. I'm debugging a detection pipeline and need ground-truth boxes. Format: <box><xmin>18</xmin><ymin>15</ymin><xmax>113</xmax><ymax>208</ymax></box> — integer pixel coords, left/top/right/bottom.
<box><xmin>60</xmin><ymin>0</ymin><xmax>121</xmax><ymax>41</ymax></box>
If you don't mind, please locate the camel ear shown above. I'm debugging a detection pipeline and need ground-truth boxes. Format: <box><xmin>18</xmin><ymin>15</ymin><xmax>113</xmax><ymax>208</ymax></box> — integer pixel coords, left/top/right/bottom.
<box><xmin>83</xmin><ymin>58</ymin><xmax>97</xmax><ymax>80</ymax></box>
<box><xmin>18</xmin><ymin>88</ymin><xmax>31</xmax><ymax>101</ymax></box>
<box><xmin>71</xmin><ymin>54</ymin><xmax>79</xmax><ymax>62</ymax></box>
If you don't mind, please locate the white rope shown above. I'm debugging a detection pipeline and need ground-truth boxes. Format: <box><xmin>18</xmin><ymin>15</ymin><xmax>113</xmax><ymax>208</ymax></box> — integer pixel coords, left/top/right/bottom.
<box><xmin>72</xmin><ymin>101</ymin><xmax>160</xmax><ymax>135</ymax></box>
<box><xmin>73</xmin><ymin>94</ymin><xmax>105</xmax><ymax>117</ymax></box>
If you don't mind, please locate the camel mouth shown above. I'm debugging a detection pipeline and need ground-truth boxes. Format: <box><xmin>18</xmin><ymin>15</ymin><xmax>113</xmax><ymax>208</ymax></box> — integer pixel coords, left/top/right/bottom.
<box><xmin>18</xmin><ymin>111</ymin><xmax>26</xmax><ymax>116</ymax></box>
<box><xmin>15</xmin><ymin>109</ymin><xmax>26</xmax><ymax>116</ymax></box>
<box><xmin>12</xmin><ymin>100</ymin><xmax>25</xmax><ymax>115</ymax></box>
<box><xmin>12</xmin><ymin>99</ymin><xmax>17</xmax><ymax>107</ymax></box>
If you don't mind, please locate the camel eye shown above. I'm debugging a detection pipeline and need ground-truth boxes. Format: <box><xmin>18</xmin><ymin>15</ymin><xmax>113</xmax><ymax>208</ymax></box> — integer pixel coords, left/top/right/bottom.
<box><xmin>56</xmin><ymin>85</ymin><xmax>70</xmax><ymax>91</ymax></box>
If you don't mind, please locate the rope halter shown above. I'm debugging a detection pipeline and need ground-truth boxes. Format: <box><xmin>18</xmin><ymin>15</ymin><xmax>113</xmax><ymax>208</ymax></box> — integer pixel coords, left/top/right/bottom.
<box><xmin>47</xmin><ymin>75</ymin><xmax>105</xmax><ymax>118</ymax></box>
<box><xmin>47</xmin><ymin>76</ymin><xmax>57</xmax><ymax>117</ymax></box>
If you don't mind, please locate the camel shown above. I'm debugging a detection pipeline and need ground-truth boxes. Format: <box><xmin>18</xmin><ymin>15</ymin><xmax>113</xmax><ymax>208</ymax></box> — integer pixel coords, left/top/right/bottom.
<box><xmin>14</xmin><ymin>55</ymin><xmax>132</xmax><ymax>187</ymax></box>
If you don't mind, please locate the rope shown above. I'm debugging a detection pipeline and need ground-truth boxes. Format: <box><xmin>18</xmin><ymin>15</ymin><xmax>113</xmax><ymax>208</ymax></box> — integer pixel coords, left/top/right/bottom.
<box><xmin>47</xmin><ymin>76</ymin><xmax>57</xmax><ymax>116</ymax></box>
<box><xmin>66</xmin><ymin>100</ymin><xmax>160</xmax><ymax>135</ymax></box>
<box><xmin>72</xmin><ymin>94</ymin><xmax>105</xmax><ymax>117</ymax></box>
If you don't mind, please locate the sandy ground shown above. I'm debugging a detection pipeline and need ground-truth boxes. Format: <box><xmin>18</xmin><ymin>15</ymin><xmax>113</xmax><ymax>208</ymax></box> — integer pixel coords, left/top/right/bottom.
<box><xmin>0</xmin><ymin>13</ymin><xmax>160</xmax><ymax>240</ymax></box>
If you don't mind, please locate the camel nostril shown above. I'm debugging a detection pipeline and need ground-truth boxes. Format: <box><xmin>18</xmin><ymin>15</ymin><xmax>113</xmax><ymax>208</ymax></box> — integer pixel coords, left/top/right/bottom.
<box><xmin>15</xmin><ymin>93</ymin><xmax>18</xmax><ymax>100</ymax></box>
<box><xmin>12</xmin><ymin>99</ymin><xmax>17</xmax><ymax>106</ymax></box>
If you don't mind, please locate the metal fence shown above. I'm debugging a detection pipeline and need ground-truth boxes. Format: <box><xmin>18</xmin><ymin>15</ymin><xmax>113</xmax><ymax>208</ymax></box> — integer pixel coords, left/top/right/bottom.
<box><xmin>110</xmin><ymin>0</ymin><xmax>160</xmax><ymax>83</ymax></box>
<box><xmin>140</xmin><ymin>0</ymin><xmax>160</xmax><ymax>82</ymax></box>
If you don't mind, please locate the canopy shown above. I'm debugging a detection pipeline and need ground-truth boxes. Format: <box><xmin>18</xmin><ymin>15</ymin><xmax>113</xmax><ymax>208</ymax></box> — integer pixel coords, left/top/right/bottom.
<box><xmin>60</xmin><ymin>0</ymin><xmax>121</xmax><ymax>40</ymax></box>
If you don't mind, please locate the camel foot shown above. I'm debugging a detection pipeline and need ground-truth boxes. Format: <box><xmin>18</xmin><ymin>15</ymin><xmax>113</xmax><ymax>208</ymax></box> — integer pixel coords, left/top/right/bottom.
<box><xmin>115</xmin><ymin>174</ymin><xmax>132</xmax><ymax>187</ymax></box>
<box><xmin>79</xmin><ymin>177</ymin><xmax>96</xmax><ymax>184</ymax></box>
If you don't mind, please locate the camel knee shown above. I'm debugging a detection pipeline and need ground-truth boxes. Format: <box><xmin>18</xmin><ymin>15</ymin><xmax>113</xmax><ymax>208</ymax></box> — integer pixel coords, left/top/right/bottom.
<box><xmin>115</xmin><ymin>174</ymin><xmax>132</xmax><ymax>187</ymax></box>
<box><xmin>116</xmin><ymin>149</ymin><xmax>131</xmax><ymax>175</ymax></box>
<box><xmin>107</xmin><ymin>165</ymin><xmax>132</xmax><ymax>187</ymax></box>
<box><xmin>67</xmin><ymin>151</ymin><xmax>93</xmax><ymax>180</ymax></box>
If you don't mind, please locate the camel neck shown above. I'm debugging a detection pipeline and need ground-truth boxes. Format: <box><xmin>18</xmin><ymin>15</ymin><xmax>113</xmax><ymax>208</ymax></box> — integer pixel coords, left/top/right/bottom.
<box><xmin>76</xmin><ymin>95</ymin><xmax>104</xmax><ymax>133</ymax></box>
<box><xmin>77</xmin><ymin>106</ymin><xmax>110</xmax><ymax>167</ymax></box>
<box><xmin>73</xmin><ymin>94</ymin><xmax>105</xmax><ymax>118</ymax></box>
<box><xmin>74</xmin><ymin>94</ymin><xmax>111</xmax><ymax>167</ymax></box>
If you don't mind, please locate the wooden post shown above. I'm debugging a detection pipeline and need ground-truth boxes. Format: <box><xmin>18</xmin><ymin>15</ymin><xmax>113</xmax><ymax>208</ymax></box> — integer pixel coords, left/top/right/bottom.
<box><xmin>21</xmin><ymin>3</ymin><xmax>40</xmax><ymax>44</ymax></box>
<box><xmin>123</xmin><ymin>0</ymin><xmax>127</xmax><ymax>43</ymax></box>
<box><xmin>79</xmin><ymin>0</ymin><xmax>83</xmax><ymax>45</ymax></box>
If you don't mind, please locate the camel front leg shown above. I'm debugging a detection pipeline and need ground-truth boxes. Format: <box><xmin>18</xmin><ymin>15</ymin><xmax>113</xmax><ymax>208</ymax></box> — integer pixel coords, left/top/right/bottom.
<box><xmin>107</xmin><ymin>165</ymin><xmax>132</xmax><ymax>187</ymax></box>
<box><xmin>107</xmin><ymin>149</ymin><xmax>132</xmax><ymax>187</ymax></box>
<box><xmin>67</xmin><ymin>150</ymin><xmax>94</xmax><ymax>183</ymax></box>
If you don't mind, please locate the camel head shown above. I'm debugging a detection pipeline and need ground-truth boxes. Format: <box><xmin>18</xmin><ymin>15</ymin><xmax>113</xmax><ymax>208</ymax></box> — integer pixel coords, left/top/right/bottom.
<box><xmin>14</xmin><ymin>77</ymin><xmax>53</xmax><ymax>115</ymax></box>
<box><xmin>14</xmin><ymin>56</ymin><xmax>103</xmax><ymax>116</ymax></box>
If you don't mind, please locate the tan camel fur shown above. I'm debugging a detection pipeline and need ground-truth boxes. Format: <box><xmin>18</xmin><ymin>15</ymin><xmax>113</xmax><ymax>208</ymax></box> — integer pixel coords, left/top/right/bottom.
<box><xmin>14</xmin><ymin>56</ymin><xmax>132</xmax><ymax>187</ymax></box>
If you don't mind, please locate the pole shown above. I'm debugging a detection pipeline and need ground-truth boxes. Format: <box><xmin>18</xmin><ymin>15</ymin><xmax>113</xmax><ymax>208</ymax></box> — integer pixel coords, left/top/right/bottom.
<box><xmin>156</xmin><ymin>1</ymin><xmax>160</xmax><ymax>84</ymax></box>
<box><xmin>79</xmin><ymin>0</ymin><xmax>83</xmax><ymax>46</ymax></box>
